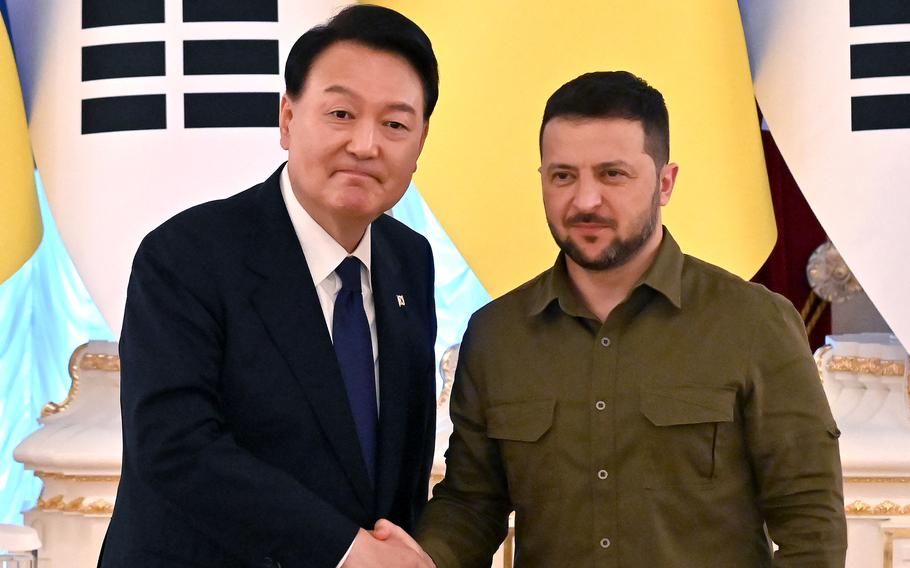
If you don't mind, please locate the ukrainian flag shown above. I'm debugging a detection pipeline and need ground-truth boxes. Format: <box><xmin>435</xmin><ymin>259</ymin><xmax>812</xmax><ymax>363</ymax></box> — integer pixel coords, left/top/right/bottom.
<box><xmin>0</xmin><ymin>6</ymin><xmax>41</xmax><ymax>283</ymax></box>
<box><xmin>375</xmin><ymin>1</ymin><xmax>774</xmax><ymax>296</ymax></box>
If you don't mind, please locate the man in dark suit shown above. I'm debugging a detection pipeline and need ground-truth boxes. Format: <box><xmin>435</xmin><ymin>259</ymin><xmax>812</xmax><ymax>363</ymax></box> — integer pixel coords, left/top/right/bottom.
<box><xmin>99</xmin><ymin>6</ymin><xmax>439</xmax><ymax>567</ymax></box>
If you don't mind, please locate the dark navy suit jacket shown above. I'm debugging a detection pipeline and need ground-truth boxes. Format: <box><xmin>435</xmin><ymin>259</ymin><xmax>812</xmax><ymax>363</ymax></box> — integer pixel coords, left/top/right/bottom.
<box><xmin>99</xmin><ymin>165</ymin><xmax>437</xmax><ymax>567</ymax></box>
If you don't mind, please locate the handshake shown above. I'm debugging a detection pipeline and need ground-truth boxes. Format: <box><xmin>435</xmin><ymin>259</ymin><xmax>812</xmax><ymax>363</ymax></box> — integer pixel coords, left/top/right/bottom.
<box><xmin>341</xmin><ymin>519</ymin><xmax>436</xmax><ymax>568</ymax></box>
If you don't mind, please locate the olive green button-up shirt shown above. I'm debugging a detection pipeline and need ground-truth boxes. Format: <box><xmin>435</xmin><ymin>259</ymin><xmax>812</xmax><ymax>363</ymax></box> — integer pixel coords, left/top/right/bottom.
<box><xmin>417</xmin><ymin>231</ymin><xmax>846</xmax><ymax>568</ymax></box>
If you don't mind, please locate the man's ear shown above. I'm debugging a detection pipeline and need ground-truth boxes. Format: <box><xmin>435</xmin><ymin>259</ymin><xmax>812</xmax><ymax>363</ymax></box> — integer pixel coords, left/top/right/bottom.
<box><xmin>658</xmin><ymin>162</ymin><xmax>679</xmax><ymax>206</ymax></box>
<box><xmin>278</xmin><ymin>94</ymin><xmax>293</xmax><ymax>151</ymax></box>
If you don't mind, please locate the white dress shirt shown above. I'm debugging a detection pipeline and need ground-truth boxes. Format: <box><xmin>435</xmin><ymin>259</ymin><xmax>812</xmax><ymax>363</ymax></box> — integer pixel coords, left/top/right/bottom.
<box><xmin>279</xmin><ymin>165</ymin><xmax>378</xmax><ymax>566</ymax></box>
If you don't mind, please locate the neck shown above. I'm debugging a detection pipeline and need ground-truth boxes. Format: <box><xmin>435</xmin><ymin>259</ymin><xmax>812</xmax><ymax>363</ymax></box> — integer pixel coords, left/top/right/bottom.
<box><xmin>314</xmin><ymin>215</ymin><xmax>368</xmax><ymax>253</ymax></box>
<box><xmin>566</xmin><ymin>226</ymin><xmax>664</xmax><ymax>322</ymax></box>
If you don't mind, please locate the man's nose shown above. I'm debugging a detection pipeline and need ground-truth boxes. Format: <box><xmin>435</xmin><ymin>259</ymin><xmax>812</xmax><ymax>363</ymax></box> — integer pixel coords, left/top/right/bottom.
<box><xmin>346</xmin><ymin>120</ymin><xmax>379</xmax><ymax>159</ymax></box>
<box><xmin>572</xmin><ymin>174</ymin><xmax>603</xmax><ymax>211</ymax></box>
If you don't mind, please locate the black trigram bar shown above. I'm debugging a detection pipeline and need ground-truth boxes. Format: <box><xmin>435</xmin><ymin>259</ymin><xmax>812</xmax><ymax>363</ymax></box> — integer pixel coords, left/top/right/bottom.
<box><xmin>82</xmin><ymin>94</ymin><xmax>166</xmax><ymax>134</ymax></box>
<box><xmin>850</xmin><ymin>0</ymin><xmax>910</xmax><ymax>27</ymax></box>
<box><xmin>852</xmin><ymin>42</ymin><xmax>910</xmax><ymax>79</ymax></box>
<box><xmin>83</xmin><ymin>0</ymin><xmax>164</xmax><ymax>29</ymax></box>
<box><xmin>183</xmin><ymin>0</ymin><xmax>278</xmax><ymax>23</ymax></box>
<box><xmin>852</xmin><ymin>94</ymin><xmax>910</xmax><ymax>131</ymax></box>
<box><xmin>184</xmin><ymin>92</ymin><xmax>279</xmax><ymax>128</ymax></box>
<box><xmin>83</xmin><ymin>42</ymin><xmax>166</xmax><ymax>81</ymax></box>
<box><xmin>184</xmin><ymin>40</ymin><xmax>279</xmax><ymax>75</ymax></box>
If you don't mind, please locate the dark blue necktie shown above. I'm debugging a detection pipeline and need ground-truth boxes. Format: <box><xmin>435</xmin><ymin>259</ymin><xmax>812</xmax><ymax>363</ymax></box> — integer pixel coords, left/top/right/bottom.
<box><xmin>333</xmin><ymin>256</ymin><xmax>378</xmax><ymax>484</ymax></box>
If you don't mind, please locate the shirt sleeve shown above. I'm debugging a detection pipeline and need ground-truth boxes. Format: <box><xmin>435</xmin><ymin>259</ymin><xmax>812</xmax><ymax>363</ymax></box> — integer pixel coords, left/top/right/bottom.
<box><xmin>415</xmin><ymin>317</ymin><xmax>512</xmax><ymax>568</ymax></box>
<box><xmin>743</xmin><ymin>293</ymin><xmax>847</xmax><ymax>567</ymax></box>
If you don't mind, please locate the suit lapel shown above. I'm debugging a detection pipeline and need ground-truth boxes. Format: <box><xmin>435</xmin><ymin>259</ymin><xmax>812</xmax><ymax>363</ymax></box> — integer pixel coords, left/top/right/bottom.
<box><xmin>371</xmin><ymin>225</ymin><xmax>414</xmax><ymax>518</ymax></box>
<box><xmin>245</xmin><ymin>167</ymin><xmax>375</xmax><ymax>514</ymax></box>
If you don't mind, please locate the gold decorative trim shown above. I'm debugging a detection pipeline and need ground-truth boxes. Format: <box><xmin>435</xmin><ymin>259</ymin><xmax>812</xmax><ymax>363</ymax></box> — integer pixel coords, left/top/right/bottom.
<box><xmin>41</xmin><ymin>345</ymin><xmax>121</xmax><ymax>418</ymax></box>
<box><xmin>883</xmin><ymin>528</ymin><xmax>910</xmax><ymax>568</ymax></box>
<box><xmin>814</xmin><ymin>345</ymin><xmax>832</xmax><ymax>383</ymax></box>
<box><xmin>826</xmin><ymin>355</ymin><xmax>906</xmax><ymax>377</ymax></box>
<box><xmin>35</xmin><ymin>471</ymin><xmax>120</xmax><ymax>483</ymax></box>
<box><xmin>844</xmin><ymin>476</ymin><xmax>910</xmax><ymax>484</ymax></box>
<box><xmin>81</xmin><ymin>352</ymin><xmax>121</xmax><ymax>372</ymax></box>
<box><xmin>62</xmin><ymin>497</ymin><xmax>85</xmax><ymax>512</ymax></box>
<box><xmin>37</xmin><ymin>495</ymin><xmax>64</xmax><ymax>510</ymax></box>
<box><xmin>845</xmin><ymin>499</ymin><xmax>910</xmax><ymax>516</ymax></box>
<box><xmin>37</xmin><ymin>494</ymin><xmax>113</xmax><ymax>515</ymax></box>
<box><xmin>41</xmin><ymin>344</ymin><xmax>86</xmax><ymax>417</ymax></box>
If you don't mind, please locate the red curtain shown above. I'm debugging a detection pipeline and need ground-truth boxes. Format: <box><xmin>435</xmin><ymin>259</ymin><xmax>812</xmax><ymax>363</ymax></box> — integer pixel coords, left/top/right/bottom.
<box><xmin>751</xmin><ymin>129</ymin><xmax>830</xmax><ymax>350</ymax></box>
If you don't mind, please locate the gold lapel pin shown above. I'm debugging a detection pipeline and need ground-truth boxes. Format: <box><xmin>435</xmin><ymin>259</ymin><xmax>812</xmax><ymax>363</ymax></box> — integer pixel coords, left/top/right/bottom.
<box><xmin>396</xmin><ymin>295</ymin><xmax>406</xmax><ymax>308</ymax></box>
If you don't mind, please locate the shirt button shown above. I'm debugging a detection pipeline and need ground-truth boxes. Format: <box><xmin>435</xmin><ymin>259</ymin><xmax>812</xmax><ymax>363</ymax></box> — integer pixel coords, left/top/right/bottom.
<box><xmin>597</xmin><ymin>469</ymin><xmax>609</xmax><ymax>480</ymax></box>
<box><xmin>595</xmin><ymin>400</ymin><xmax>606</xmax><ymax>411</ymax></box>
<box><xmin>600</xmin><ymin>537</ymin><xmax>611</xmax><ymax>549</ymax></box>
<box><xmin>600</xmin><ymin>336</ymin><xmax>611</xmax><ymax>347</ymax></box>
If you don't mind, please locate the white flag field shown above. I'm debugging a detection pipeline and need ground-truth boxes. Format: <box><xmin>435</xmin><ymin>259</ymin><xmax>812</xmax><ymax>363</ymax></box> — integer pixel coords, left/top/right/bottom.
<box><xmin>741</xmin><ymin>0</ymin><xmax>910</xmax><ymax>349</ymax></box>
<box><xmin>7</xmin><ymin>0</ymin><xmax>338</xmax><ymax>335</ymax></box>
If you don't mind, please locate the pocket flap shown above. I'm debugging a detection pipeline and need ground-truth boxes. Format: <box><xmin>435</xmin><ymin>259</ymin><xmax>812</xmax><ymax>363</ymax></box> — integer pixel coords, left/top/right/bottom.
<box><xmin>641</xmin><ymin>385</ymin><xmax>735</xmax><ymax>426</ymax></box>
<box><xmin>486</xmin><ymin>399</ymin><xmax>555</xmax><ymax>442</ymax></box>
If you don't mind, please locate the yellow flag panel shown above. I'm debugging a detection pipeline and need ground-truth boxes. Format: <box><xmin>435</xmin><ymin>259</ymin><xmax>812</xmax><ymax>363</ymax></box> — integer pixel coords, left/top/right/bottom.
<box><xmin>375</xmin><ymin>0</ymin><xmax>775</xmax><ymax>297</ymax></box>
<box><xmin>0</xmin><ymin>17</ymin><xmax>41</xmax><ymax>282</ymax></box>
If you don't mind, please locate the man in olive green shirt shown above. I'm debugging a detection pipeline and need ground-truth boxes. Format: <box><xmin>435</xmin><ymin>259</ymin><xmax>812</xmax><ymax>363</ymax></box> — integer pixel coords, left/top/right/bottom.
<box><xmin>411</xmin><ymin>72</ymin><xmax>847</xmax><ymax>567</ymax></box>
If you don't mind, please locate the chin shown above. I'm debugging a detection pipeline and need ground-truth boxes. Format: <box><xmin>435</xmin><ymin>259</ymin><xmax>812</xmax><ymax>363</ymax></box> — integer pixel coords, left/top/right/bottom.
<box><xmin>331</xmin><ymin>197</ymin><xmax>385</xmax><ymax>220</ymax></box>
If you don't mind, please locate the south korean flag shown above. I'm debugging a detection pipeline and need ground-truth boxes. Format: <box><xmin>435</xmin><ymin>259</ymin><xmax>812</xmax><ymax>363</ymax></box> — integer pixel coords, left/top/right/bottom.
<box><xmin>741</xmin><ymin>0</ymin><xmax>910</xmax><ymax>349</ymax></box>
<box><xmin>7</xmin><ymin>0</ymin><xmax>343</xmax><ymax>335</ymax></box>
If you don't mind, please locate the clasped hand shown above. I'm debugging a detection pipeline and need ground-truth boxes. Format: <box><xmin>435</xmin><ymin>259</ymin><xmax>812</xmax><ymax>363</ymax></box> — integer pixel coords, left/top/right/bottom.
<box><xmin>342</xmin><ymin>519</ymin><xmax>436</xmax><ymax>567</ymax></box>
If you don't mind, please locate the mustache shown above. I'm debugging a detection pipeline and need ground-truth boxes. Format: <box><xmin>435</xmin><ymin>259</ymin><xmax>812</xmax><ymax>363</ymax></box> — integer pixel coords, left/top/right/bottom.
<box><xmin>566</xmin><ymin>213</ymin><xmax>617</xmax><ymax>228</ymax></box>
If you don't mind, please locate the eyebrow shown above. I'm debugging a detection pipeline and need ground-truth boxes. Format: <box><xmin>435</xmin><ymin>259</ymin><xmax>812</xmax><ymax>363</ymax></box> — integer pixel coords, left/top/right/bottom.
<box><xmin>545</xmin><ymin>163</ymin><xmax>578</xmax><ymax>173</ymax></box>
<box><xmin>544</xmin><ymin>160</ymin><xmax>634</xmax><ymax>172</ymax></box>
<box><xmin>323</xmin><ymin>84</ymin><xmax>417</xmax><ymax>116</ymax></box>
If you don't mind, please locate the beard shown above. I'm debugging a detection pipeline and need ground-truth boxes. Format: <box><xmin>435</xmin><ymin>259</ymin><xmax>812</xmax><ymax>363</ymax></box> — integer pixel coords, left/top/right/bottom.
<box><xmin>548</xmin><ymin>185</ymin><xmax>661</xmax><ymax>272</ymax></box>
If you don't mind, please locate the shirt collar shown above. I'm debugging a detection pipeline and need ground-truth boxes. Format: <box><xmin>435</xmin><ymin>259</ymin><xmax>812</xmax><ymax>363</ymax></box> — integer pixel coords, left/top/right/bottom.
<box><xmin>280</xmin><ymin>164</ymin><xmax>372</xmax><ymax>287</ymax></box>
<box><xmin>639</xmin><ymin>228</ymin><xmax>683</xmax><ymax>309</ymax></box>
<box><xmin>527</xmin><ymin>227</ymin><xmax>684</xmax><ymax>317</ymax></box>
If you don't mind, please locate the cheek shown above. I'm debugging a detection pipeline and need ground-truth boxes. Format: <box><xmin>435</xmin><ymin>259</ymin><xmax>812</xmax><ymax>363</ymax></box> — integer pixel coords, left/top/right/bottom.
<box><xmin>542</xmin><ymin>191</ymin><xmax>569</xmax><ymax>218</ymax></box>
<box><xmin>386</xmin><ymin>149</ymin><xmax>420</xmax><ymax>180</ymax></box>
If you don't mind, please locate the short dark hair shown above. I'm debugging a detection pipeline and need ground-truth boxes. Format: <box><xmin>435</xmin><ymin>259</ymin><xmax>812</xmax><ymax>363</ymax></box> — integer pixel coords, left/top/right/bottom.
<box><xmin>540</xmin><ymin>71</ymin><xmax>669</xmax><ymax>168</ymax></box>
<box><xmin>284</xmin><ymin>4</ymin><xmax>439</xmax><ymax>120</ymax></box>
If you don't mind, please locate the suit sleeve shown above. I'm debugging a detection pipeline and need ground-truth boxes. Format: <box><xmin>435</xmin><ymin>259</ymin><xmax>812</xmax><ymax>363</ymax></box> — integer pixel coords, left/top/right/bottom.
<box><xmin>120</xmin><ymin>228</ymin><xmax>358</xmax><ymax>567</ymax></box>
<box><xmin>412</xmin><ymin>239</ymin><xmax>438</xmax><ymax>525</ymax></box>
<box><xmin>415</xmin><ymin>316</ymin><xmax>512</xmax><ymax>568</ymax></box>
<box><xmin>742</xmin><ymin>294</ymin><xmax>847</xmax><ymax>567</ymax></box>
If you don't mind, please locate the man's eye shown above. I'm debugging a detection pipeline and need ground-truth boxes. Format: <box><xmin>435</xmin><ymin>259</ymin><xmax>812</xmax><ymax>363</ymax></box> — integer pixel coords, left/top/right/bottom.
<box><xmin>553</xmin><ymin>172</ymin><xmax>573</xmax><ymax>182</ymax></box>
<box><xmin>386</xmin><ymin>121</ymin><xmax>408</xmax><ymax>131</ymax></box>
<box><xmin>330</xmin><ymin>110</ymin><xmax>351</xmax><ymax>119</ymax></box>
<box><xmin>604</xmin><ymin>170</ymin><xmax>624</xmax><ymax>178</ymax></box>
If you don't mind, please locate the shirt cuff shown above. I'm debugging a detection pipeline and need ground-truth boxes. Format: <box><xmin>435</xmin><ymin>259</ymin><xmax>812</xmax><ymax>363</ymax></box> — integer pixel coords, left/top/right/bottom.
<box><xmin>335</xmin><ymin>535</ymin><xmax>356</xmax><ymax>568</ymax></box>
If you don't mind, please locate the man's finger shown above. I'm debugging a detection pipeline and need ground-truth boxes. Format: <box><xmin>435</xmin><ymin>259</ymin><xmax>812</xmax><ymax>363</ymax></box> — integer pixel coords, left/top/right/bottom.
<box><xmin>372</xmin><ymin>519</ymin><xmax>423</xmax><ymax>553</ymax></box>
<box><xmin>372</xmin><ymin>518</ymin><xmax>394</xmax><ymax>540</ymax></box>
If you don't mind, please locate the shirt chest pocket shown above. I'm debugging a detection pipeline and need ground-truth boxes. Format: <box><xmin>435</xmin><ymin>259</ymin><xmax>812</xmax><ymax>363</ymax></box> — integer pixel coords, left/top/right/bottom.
<box><xmin>640</xmin><ymin>385</ymin><xmax>736</xmax><ymax>488</ymax></box>
<box><xmin>486</xmin><ymin>399</ymin><xmax>559</xmax><ymax>503</ymax></box>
